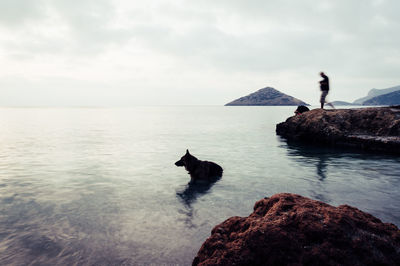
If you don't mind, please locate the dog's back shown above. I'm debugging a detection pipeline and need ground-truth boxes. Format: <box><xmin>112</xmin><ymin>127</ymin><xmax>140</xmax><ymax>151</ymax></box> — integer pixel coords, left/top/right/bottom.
<box><xmin>204</xmin><ymin>161</ymin><xmax>223</xmax><ymax>178</ymax></box>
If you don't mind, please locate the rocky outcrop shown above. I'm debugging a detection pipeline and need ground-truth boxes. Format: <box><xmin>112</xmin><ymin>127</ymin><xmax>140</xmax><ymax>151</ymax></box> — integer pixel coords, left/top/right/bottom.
<box><xmin>353</xmin><ymin>85</ymin><xmax>400</xmax><ymax>105</ymax></box>
<box><xmin>193</xmin><ymin>193</ymin><xmax>400</xmax><ymax>266</ymax></box>
<box><xmin>276</xmin><ymin>107</ymin><xmax>400</xmax><ymax>154</ymax></box>
<box><xmin>333</xmin><ymin>85</ymin><xmax>400</xmax><ymax>106</ymax></box>
<box><xmin>225</xmin><ymin>87</ymin><xmax>308</xmax><ymax>106</ymax></box>
<box><xmin>363</xmin><ymin>90</ymin><xmax>400</xmax><ymax>106</ymax></box>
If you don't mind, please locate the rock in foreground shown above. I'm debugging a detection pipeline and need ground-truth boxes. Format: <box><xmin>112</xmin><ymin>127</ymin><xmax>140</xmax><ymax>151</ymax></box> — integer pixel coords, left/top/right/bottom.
<box><xmin>276</xmin><ymin>107</ymin><xmax>400</xmax><ymax>154</ymax></box>
<box><xmin>193</xmin><ymin>193</ymin><xmax>400</xmax><ymax>266</ymax></box>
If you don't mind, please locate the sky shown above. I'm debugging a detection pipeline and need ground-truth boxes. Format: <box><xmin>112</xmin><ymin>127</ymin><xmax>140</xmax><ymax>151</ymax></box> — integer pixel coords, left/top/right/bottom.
<box><xmin>0</xmin><ymin>0</ymin><xmax>399</xmax><ymax>106</ymax></box>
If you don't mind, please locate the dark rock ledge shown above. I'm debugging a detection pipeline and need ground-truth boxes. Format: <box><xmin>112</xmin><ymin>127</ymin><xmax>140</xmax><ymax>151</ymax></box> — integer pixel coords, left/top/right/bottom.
<box><xmin>276</xmin><ymin>106</ymin><xmax>400</xmax><ymax>154</ymax></box>
<box><xmin>193</xmin><ymin>193</ymin><xmax>400</xmax><ymax>266</ymax></box>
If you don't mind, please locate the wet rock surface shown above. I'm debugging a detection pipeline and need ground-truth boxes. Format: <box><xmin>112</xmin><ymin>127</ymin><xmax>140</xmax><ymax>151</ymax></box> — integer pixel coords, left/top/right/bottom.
<box><xmin>193</xmin><ymin>193</ymin><xmax>400</xmax><ymax>266</ymax></box>
<box><xmin>276</xmin><ymin>107</ymin><xmax>400</xmax><ymax>154</ymax></box>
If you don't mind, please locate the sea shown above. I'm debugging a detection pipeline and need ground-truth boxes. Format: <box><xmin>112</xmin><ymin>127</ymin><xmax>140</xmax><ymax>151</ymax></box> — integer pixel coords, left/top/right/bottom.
<box><xmin>0</xmin><ymin>106</ymin><xmax>399</xmax><ymax>265</ymax></box>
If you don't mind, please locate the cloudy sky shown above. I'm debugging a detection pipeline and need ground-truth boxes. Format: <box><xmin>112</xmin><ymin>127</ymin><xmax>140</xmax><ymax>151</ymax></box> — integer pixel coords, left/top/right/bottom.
<box><xmin>0</xmin><ymin>0</ymin><xmax>399</xmax><ymax>106</ymax></box>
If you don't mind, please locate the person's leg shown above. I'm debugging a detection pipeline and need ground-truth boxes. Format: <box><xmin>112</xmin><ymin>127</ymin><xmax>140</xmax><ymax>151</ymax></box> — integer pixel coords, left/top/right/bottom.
<box><xmin>320</xmin><ymin>91</ymin><xmax>327</xmax><ymax>109</ymax></box>
<box><xmin>324</xmin><ymin>91</ymin><xmax>334</xmax><ymax>109</ymax></box>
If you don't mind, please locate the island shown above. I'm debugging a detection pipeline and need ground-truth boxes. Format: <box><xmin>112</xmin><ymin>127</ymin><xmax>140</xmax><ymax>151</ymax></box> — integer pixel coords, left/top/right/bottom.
<box><xmin>225</xmin><ymin>87</ymin><xmax>308</xmax><ymax>106</ymax></box>
<box><xmin>275</xmin><ymin>106</ymin><xmax>400</xmax><ymax>154</ymax></box>
<box><xmin>363</xmin><ymin>90</ymin><xmax>400</xmax><ymax>106</ymax></box>
<box><xmin>193</xmin><ymin>193</ymin><xmax>400</xmax><ymax>265</ymax></box>
<box><xmin>354</xmin><ymin>85</ymin><xmax>400</xmax><ymax>105</ymax></box>
<box><xmin>332</xmin><ymin>85</ymin><xmax>400</xmax><ymax>106</ymax></box>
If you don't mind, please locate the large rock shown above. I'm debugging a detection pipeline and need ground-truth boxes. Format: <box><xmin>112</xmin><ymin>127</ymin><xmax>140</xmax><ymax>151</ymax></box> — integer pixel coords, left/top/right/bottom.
<box><xmin>193</xmin><ymin>193</ymin><xmax>400</xmax><ymax>266</ymax></box>
<box><xmin>276</xmin><ymin>107</ymin><xmax>400</xmax><ymax>154</ymax></box>
<box><xmin>225</xmin><ymin>87</ymin><xmax>308</xmax><ymax>106</ymax></box>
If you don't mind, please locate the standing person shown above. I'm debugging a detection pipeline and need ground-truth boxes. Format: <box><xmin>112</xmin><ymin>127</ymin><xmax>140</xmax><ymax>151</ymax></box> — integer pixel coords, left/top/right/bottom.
<box><xmin>319</xmin><ymin>72</ymin><xmax>334</xmax><ymax>109</ymax></box>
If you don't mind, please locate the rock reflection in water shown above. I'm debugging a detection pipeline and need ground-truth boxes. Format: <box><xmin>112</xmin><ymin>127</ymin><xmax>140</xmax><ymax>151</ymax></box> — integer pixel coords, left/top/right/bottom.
<box><xmin>285</xmin><ymin>142</ymin><xmax>333</xmax><ymax>180</ymax></box>
<box><xmin>282</xmin><ymin>139</ymin><xmax>400</xmax><ymax>223</ymax></box>
<box><xmin>284</xmin><ymin>141</ymin><xmax>353</xmax><ymax>203</ymax></box>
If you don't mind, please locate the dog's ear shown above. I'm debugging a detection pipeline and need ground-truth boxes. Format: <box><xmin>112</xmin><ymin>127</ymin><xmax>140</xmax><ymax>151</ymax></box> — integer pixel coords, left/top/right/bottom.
<box><xmin>186</xmin><ymin>149</ymin><xmax>190</xmax><ymax>154</ymax></box>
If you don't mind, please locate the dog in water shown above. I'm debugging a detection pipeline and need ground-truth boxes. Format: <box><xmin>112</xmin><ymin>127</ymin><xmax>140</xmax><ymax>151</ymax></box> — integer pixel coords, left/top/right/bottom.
<box><xmin>175</xmin><ymin>149</ymin><xmax>223</xmax><ymax>183</ymax></box>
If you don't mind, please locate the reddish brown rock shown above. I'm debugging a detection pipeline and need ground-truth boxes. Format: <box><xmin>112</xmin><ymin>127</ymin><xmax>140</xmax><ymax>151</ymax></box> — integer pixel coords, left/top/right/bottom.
<box><xmin>193</xmin><ymin>193</ymin><xmax>400</xmax><ymax>266</ymax></box>
<box><xmin>276</xmin><ymin>107</ymin><xmax>400</xmax><ymax>154</ymax></box>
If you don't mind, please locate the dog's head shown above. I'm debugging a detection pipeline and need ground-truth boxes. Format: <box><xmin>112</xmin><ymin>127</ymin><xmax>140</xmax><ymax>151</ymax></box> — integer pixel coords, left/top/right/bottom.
<box><xmin>175</xmin><ymin>149</ymin><xmax>194</xmax><ymax>168</ymax></box>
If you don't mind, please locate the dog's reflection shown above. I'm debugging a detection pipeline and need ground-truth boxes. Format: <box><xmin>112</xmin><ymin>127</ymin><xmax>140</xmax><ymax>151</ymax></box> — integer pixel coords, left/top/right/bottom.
<box><xmin>176</xmin><ymin>178</ymin><xmax>220</xmax><ymax>228</ymax></box>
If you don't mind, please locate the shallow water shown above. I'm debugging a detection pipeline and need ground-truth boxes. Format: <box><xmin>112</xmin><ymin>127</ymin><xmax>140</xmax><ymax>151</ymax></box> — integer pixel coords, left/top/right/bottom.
<box><xmin>0</xmin><ymin>106</ymin><xmax>399</xmax><ymax>265</ymax></box>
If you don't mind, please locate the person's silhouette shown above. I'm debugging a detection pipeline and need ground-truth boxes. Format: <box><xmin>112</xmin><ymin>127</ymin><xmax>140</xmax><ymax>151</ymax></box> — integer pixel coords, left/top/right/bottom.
<box><xmin>319</xmin><ymin>72</ymin><xmax>335</xmax><ymax>109</ymax></box>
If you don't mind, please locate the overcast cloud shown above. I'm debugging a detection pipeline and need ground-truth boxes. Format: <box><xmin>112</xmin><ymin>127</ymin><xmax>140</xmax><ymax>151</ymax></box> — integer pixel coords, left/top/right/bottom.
<box><xmin>0</xmin><ymin>0</ymin><xmax>399</xmax><ymax>106</ymax></box>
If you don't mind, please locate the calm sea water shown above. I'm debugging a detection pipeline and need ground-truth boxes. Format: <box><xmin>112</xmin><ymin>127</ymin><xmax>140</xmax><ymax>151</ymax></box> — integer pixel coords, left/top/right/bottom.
<box><xmin>0</xmin><ymin>106</ymin><xmax>399</xmax><ymax>265</ymax></box>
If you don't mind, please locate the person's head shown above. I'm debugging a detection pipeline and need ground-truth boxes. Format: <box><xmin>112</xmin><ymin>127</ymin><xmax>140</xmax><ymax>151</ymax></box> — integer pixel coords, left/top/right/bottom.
<box><xmin>320</xmin><ymin>72</ymin><xmax>325</xmax><ymax>77</ymax></box>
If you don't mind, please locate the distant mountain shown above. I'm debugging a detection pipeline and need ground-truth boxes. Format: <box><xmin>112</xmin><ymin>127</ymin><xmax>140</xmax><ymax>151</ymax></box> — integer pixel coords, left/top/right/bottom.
<box><xmin>363</xmin><ymin>90</ymin><xmax>400</xmax><ymax>106</ymax></box>
<box><xmin>353</xmin><ymin>85</ymin><xmax>400</xmax><ymax>104</ymax></box>
<box><xmin>331</xmin><ymin>101</ymin><xmax>359</xmax><ymax>106</ymax></box>
<box><xmin>225</xmin><ymin>87</ymin><xmax>308</xmax><ymax>106</ymax></box>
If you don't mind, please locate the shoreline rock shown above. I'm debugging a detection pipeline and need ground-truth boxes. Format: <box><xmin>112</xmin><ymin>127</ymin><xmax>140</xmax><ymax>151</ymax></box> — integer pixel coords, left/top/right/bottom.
<box><xmin>276</xmin><ymin>107</ymin><xmax>400</xmax><ymax>154</ymax></box>
<box><xmin>193</xmin><ymin>193</ymin><xmax>400</xmax><ymax>265</ymax></box>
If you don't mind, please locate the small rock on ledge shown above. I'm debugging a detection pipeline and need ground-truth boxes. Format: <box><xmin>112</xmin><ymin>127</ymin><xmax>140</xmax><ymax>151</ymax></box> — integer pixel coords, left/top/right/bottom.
<box><xmin>193</xmin><ymin>193</ymin><xmax>400</xmax><ymax>265</ymax></box>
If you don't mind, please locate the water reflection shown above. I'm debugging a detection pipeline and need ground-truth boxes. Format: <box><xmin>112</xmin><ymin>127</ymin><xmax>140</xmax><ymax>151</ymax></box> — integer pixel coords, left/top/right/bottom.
<box><xmin>286</xmin><ymin>141</ymin><xmax>335</xmax><ymax>169</ymax></box>
<box><xmin>316</xmin><ymin>156</ymin><xmax>328</xmax><ymax>181</ymax></box>
<box><xmin>286</xmin><ymin>142</ymin><xmax>332</xmax><ymax>181</ymax></box>
<box><xmin>281</xmin><ymin>140</ymin><xmax>400</xmax><ymax>205</ymax></box>
<box><xmin>283</xmin><ymin>138</ymin><xmax>400</xmax><ymax>161</ymax></box>
<box><xmin>282</xmin><ymin>141</ymin><xmax>344</xmax><ymax>203</ymax></box>
<box><xmin>176</xmin><ymin>178</ymin><xmax>220</xmax><ymax>228</ymax></box>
